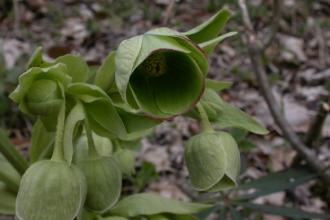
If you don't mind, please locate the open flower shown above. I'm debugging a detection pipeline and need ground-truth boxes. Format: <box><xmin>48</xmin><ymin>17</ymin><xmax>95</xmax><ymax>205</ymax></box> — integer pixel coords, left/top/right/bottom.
<box><xmin>115</xmin><ymin>28</ymin><xmax>208</xmax><ymax>119</ymax></box>
<box><xmin>184</xmin><ymin>131</ymin><xmax>240</xmax><ymax>192</ymax></box>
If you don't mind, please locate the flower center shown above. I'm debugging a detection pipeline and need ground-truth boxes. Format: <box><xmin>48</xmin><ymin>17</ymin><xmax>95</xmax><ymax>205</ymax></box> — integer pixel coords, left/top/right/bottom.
<box><xmin>140</xmin><ymin>53</ymin><xmax>167</xmax><ymax>77</ymax></box>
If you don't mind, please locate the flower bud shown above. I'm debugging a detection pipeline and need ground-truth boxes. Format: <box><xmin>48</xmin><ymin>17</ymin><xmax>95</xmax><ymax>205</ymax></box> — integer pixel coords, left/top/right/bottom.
<box><xmin>16</xmin><ymin>160</ymin><xmax>86</xmax><ymax>220</ymax></box>
<box><xmin>113</xmin><ymin>148</ymin><xmax>136</xmax><ymax>176</ymax></box>
<box><xmin>26</xmin><ymin>79</ymin><xmax>62</xmax><ymax>115</ymax></box>
<box><xmin>76</xmin><ymin>156</ymin><xmax>122</xmax><ymax>213</ymax></box>
<box><xmin>184</xmin><ymin>131</ymin><xmax>240</xmax><ymax>192</ymax></box>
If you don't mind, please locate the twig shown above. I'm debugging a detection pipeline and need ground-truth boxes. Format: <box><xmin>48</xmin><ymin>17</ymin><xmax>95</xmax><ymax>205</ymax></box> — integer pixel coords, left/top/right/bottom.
<box><xmin>13</xmin><ymin>0</ymin><xmax>20</xmax><ymax>36</ymax></box>
<box><xmin>238</xmin><ymin>0</ymin><xmax>330</xmax><ymax>184</ymax></box>
<box><xmin>162</xmin><ymin>0</ymin><xmax>176</xmax><ymax>25</ymax></box>
<box><xmin>263</xmin><ymin>0</ymin><xmax>281</xmax><ymax>49</ymax></box>
<box><xmin>305</xmin><ymin>100</ymin><xmax>330</xmax><ymax>148</ymax></box>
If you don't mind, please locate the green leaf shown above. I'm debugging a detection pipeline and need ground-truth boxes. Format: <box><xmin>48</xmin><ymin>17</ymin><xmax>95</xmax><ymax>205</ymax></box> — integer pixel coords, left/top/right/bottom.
<box><xmin>56</xmin><ymin>54</ymin><xmax>89</xmax><ymax>82</ymax></box>
<box><xmin>30</xmin><ymin>118</ymin><xmax>55</xmax><ymax>162</ymax></box>
<box><xmin>237</xmin><ymin>203</ymin><xmax>330</xmax><ymax>219</ymax></box>
<box><xmin>236</xmin><ymin>167</ymin><xmax>316</xmax><ymax>200</ymax></box>
<box><xmin>63</xmin><ymin>103</ymin><xmax>85</xmax><ymax>165</ymax></box>
<box><xmin>110</xmin><ymin>193</ymin><xmax>211</xmax><ymax>217</ymax></box>
<box><xmin>117</xmin><ymin>109</ymin><xmax>159</xmax><ymax>141</ymax></box>
<box><xmin>95</xmin><ymin>51</ymin><xmax>116</xmax><ymax>92</ymax></box>
<box><xmin>85</xmin><ymin>99</ymin><xmax>127</xmax><ymax>139</ymax></box>
<box><xmin>0</xmin><ymin>129</ymin><xmax>28</xmax><ymax>175</ymax></box>
<box><xmin>198</xmin><ymin>89</ymin><xmax>268</xmax><ymax>134</ymax></box>
<box><xmin>218</xmin><ymin>208</ymin><xmax>227</xmax><ymax>220</ymax></box>
<box><xmin>67</xmin><ymin>83</ymin><xmax>127</xmax><ymax>139</ymax></box>
<box><xmin>205</xmin><ymin>79</ymin><xmax>232</xmax><ymax>91</ymax></box>
<box><xmin>101</xmin><ymin>217</ymin><xmax>128</xmax><ymax>220</ymax></box>
<box><xmin>199</xmin><ymin>32</ymin><xmax>237</xmax><ymax>53</ymax></box>
<box><xmin>183</xmin><ymin>8</ymin><xmax>231</xmax><ymax>44</ymax></box>
<box><xmin>0</xmin><ymin>154</ymin><xmax>21</xmax><ymax>192</ymax></box>
<box><xmin>0</xmin><ymin>182</ymin><xmax>16</xmax><ymax>215</ymax></box>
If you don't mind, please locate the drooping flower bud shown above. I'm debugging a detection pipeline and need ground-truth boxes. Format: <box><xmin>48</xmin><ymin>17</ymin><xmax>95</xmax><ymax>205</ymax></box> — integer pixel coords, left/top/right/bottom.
<box><xmin>184</xmin><ymin>131</ymin><xmax>240</xmax><ymax>192</ymax></box>
<box><xmin>75</xmin><ymin>155</ymin><xmax>122</xmax><ymax>213</ymax></box>
<box><xmin>115</xmin><ymin>28</ymin><xmax>208</xmax><ymax>118</ymax></box>
<box><xmin>26</xmin><ymin>79</ymin><xmax>62</xmax><ymax>115</ymax></box>
<box><xmin>113</xmin><ymin>148</ymin><xmax>136</xmax><ymax>176</ymax></box>
<box><xmin>16</xmin><ymin>160</ymin><xmax>86</xmax><ymax>220</ymax></box>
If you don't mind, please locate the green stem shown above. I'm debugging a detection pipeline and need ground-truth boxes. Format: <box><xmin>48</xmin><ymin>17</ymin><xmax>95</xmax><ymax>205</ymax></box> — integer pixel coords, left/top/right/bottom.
<box><xmin>197</xmin><ymin>103</ymin><xmax>213</xmax><ymax>132</ymax></box>
<box><xmin>51</xmin><ymin>103</ymin><xmax>66</xmax><ymax>162</ymax></box>
<box><xmin>84</xmin><ymin>119</ymin><xmax>98</xmax><ymax>158</ymax></box>
<box><xmin>0</xmin><ymin>129</ymin><xmax>28</xmax><ymax>174</ymax></box>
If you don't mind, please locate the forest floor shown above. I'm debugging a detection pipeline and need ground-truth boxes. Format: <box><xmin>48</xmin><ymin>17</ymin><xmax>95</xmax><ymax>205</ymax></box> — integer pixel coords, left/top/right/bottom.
<box><xmin>0</xmin><ymin>0</ymin><xmax>329</xmax><ymax>219</ymax></box>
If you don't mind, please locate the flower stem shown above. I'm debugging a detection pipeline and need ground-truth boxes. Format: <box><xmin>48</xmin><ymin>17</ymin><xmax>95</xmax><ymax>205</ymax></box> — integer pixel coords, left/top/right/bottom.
<box><xmin>197</xmin><ymin>103</ymin><xmax>213</xmax><ymax>132</ymax></box>
<box><xmin>84</xmin><ymin>119</ymin><xmax>98</xmax><ymax>158</ymax></box>
<box><xmin>51</xmin><ymin>103</ymin><xmax>66</xmax><ymax>162</ymax></box>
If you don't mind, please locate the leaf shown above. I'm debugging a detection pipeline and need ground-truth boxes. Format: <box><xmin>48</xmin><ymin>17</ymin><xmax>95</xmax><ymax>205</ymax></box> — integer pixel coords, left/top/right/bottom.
<box><xmin>199</xmin><ymin>32</ymin><xmax>237</xmax><ymax>53</ymax></box>
<box><xmin>205</xmin><ymin>79</ymin><xmax>232</xmax><ymax>91</ymax></box>
<box><xmin>117</xmin><ymin>109</ymin><xmax>159</xmax><ymax>141</ymax></box>
<box><xmin>101</xmin><ymin>217</ymin><xmax>128</xmax><ymax>220</ymax></box>
<box><xmin>0</xmin><ymin>182</ymin><xmax>16</xmax><ymax>215</ymax></box>
<box><xmin>56</xmin><ymin>54</ymin><xmax>89</xmax><ymax>82</ymax></box>
<box><xmin>63</xmin><ymin>103</ymin><xmax>85</xmax><ymax>165</ymax></box>
<box><xmin>183</xmin><ymin>8</ymin><xmax>231</xmax><ymax>44</ymax></box>
<box><xmin>95</xmin><ymin>51</ymin><xmax>116</xmax><ymax>91</ymax></box>
<box><xmin>85</xmin><ymin>99</ymin><xmax>127</xmax><ymax>139</ymax></box>
<box><xmin>237</xmin><ymin>203</ymin><xmax>330</xmax><ymax>219</ymax></box>
<box><xmin>230</xmin><ymin>208</ymin><xmax>243</xmax><ymax>220</ymax></box>
<box><xmin>27</xmin><ymin>47</ymin><xmax>43</xmax><ymax>68</ymax></box>
<box><xmin>30</xmin><ymin>118</ymin><xmax>55</xmax><ymax>162</ymax></box>
<box><xmin>0</xmin><ymin>154</ymin><xmax>20</xmax><ymax>192</ymax></box>
<box><xmin>236</xmin><ymin>167</ymin><xmax>316</xmax><ymax>200</ymax></box>
<box><xmin>200</xmin><ymin>89</ymin><xmax>268</xmax><ymax>134</ymax></box>
<box><xmin>110</xmin><ymin>193</ymin><xmax>211</xmax><ymax>217</ymax></box>
<box><xmin>67</xmin><ymin>83</ymin><xmax>109</xmax><ymax>103</ymax></box>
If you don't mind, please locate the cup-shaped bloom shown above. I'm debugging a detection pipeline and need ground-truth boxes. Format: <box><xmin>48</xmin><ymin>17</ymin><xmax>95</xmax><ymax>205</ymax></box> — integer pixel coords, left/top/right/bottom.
<box><xmin>113</xmin><ymin>148</ymin><xmax>136</xmax><ymax>176</ymax></box>
<box><xmin>76</xmin><ymin>156</ymin><xmax>122</xmax><ymax>213</ymax></box>
<box><xmin>16</xmin><ymin>160</ymin><xmax>86</xmax><ymax>220</ymax></box>
<box><xmin>184</xmin><ymin>131</ymin><xmax>240</xmax><ymax>192</ymax></box>
<box><xmin>10</xmin><ymin>64</ymin><xmax>71</xmax><ymax>116</ymax></box>
<box><xmin>115</xmin><ymin>28</ymin><xmax>208</xmax><ymax>118</ymax></box>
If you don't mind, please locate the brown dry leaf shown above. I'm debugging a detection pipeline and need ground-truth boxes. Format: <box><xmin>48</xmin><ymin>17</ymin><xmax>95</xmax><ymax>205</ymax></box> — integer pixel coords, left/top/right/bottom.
<box><xmin>279</xmin><ymin>34</ymin><xmax>307</xmax><ymax>62</ymax></box>
<box><xmin>3</xmin><ymin>39</ymin><xmax>30</xmax><ymax>69</ymax></box>
<box><xmin>270</xmin><ymin>148</ymin><xmax>296</xmax><ymax>171</ymax></box>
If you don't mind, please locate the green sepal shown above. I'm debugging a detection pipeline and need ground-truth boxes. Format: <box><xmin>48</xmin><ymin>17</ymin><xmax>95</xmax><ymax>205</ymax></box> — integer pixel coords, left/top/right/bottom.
<box><xmin>205</xmin><ymin>79</ymin><xmax>232</xmax><ymax>91</ymax></box>
<box><xmin>115</xmin><ymin>29</ymin><xmax>207</xmax><ymax>118</ymax></box>
<box><xmin>113</xmin><ymin>148</ymin><xmax>136</xmax><ymax>176</ymax></box>
<box><xmin>110</xmin><ymin>193</ymin><xmax>211</xmax><ymax>217</ymax></box>
<box><xmin>76</xmin><ymin>156</ymin><xmax>122</xmax><ymax>213</ymax></box>
<box><xmin>184</xmin><ymin>131</ymin><xmax>240</xmax><ymax>191</ymax></box>
<box><xmin>9</xmin><ymin>63</ymin><xmax>71</xmax><ymax>116</ymax></box>
<box><xmin>16</xmin><ymin>160</ymin><xmax>87</xmax><ymax>220</ymax></box>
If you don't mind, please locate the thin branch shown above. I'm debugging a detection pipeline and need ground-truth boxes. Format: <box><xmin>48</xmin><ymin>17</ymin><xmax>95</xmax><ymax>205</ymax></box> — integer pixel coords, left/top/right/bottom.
<box><xmin>305</xmin><ymin>100</ymin><xmax>330</xmax><ymax>148</ymax></box>
<box><xmin>162</xmin><ymin>0</ymin><xmax>176</xmax><ymax>25</ymax></box>
<box><xmin>238</xmin><ymin>0</ymin><xmax>330</xmax><ymax>184</ymax></box>
<box><xmin>263</xmin><ymin>0</ymin><xmax>281</xmax><ymax>49</ymax></box>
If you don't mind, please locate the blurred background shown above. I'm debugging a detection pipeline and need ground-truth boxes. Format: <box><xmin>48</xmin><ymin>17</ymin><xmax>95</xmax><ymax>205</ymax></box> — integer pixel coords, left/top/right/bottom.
<box><xmin>0</xmin><ymin>0</ymin><xmax>329</xmax><ymax>219</ymax></box>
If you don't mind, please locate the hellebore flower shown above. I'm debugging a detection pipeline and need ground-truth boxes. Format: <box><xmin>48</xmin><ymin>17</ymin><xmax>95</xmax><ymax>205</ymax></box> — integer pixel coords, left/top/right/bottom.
<box><xmin>184</xmin><ymin>131</ymin><xmax>240</xmax><ymax>192</ymax></box>
<box><xmin>74</xmin><ymin>138</ymin><xmax>122</xmax><ymax>214</ymax></box>
<box><xmin>16</xmin><ymin>160</ymin><xmax>86</xmax><ymax>220</ymax></box>
<box><xmin>115</xmin><ymin>28</ymin><xmax>208</xmax><ymax>118</ymax></box>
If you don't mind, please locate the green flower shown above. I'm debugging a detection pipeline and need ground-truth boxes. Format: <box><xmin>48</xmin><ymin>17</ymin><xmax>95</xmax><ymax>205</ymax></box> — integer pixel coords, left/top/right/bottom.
<box><xmin>16</xmin><ymin>160</ymin><xmax>86</xmax><ymax>220</ymax></box>
<box><xmin>115</xmin><ymin>28</ymin><xmax>208</xmax><ymax>118</ymax></box>
<box><xmin>10</xmin><ymin>64</ymin><xmax>71</xmax><ymax>116</ymax></box>
<box><xmin>184</xmin><ymin>131</ymin><xmax>240</xmax><ymax>192</ymax></box>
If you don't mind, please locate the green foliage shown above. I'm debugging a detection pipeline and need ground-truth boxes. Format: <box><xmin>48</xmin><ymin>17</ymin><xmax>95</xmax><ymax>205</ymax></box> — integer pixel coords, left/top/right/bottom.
<box><xmin>1</xmin><ymin>7</ymin><xmax>327</xmax><ymax>220</ymax></box>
